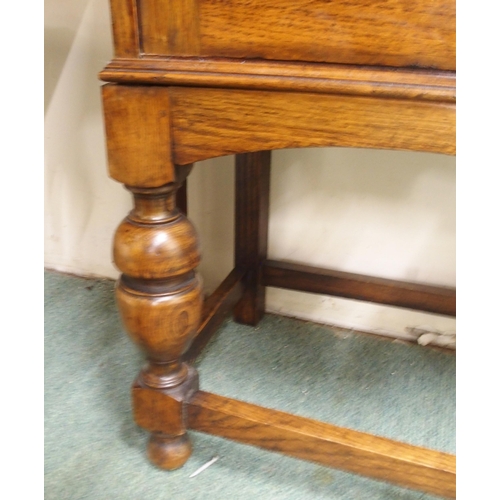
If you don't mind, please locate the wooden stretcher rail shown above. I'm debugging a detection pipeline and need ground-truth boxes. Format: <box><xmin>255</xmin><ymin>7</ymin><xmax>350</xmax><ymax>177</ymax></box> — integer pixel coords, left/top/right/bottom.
<box><xmin>184</xmin><ymin>268</ymin><xmax>244</xmax><ymax>363</ymax></box>
<box><xmin>263</xmin><ymin>260</ymin><xmax>456</xmax><ymax>317</ymax></box>
<box><xmin>187</xmin><ymin>390</ymin><xmax>456</xmax><ymax>498</ymax></box>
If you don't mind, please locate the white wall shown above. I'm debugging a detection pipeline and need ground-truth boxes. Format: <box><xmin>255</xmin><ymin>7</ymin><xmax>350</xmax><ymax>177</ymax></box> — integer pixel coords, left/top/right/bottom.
<box><xmin>45</xmin><ymin>0</ymin><xmax>456</xmax><ymax>345</ymax></box>
<box><xmin>45</xmin><ymin>0</ymin><xmax>131</xmax><ymax>278</ymax></box>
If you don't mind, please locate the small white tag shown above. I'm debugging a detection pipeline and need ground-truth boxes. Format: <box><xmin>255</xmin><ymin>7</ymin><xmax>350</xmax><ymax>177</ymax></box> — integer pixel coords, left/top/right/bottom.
<box><xmin>189</xmin><ymin>456</ymin><xmax>219</xmax><ymax>478</ymax></box>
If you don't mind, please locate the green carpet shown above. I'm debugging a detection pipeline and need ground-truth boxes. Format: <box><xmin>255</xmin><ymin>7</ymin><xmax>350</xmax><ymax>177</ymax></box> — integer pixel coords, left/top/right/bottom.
<box><xmin>45</xmin><ymin>270</ymin><xmax>455</xmax><ymax>499</ymax></box>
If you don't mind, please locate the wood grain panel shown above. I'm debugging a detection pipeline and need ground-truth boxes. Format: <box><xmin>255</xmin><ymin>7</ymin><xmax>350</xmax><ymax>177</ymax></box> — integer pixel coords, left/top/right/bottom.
<box><xmin>199</xmin><ymin>0</ymin><xmax>455</xmax><ymax>70</ymax></box>
<box><xmin>102</xmin><ymin>84</ymin><xmax>175</xmax><ymax>187</ymax></box>
<box><xmin>109</xmin><ymin>0</ymin><xmax>140</xmax><ymax>57</ymax></box>
<box><xmin>139</xmin><ymin>0</ymin><xmax>200</xmax><ymax>55</ymax></box>
<box><xmin>170</xmin><ymin>87</ymin><xmax>455</xmax><ymax>165</ymax></box>
<box><xmin>188</xmin><ymin>391</ymin><xmax>456</xmax><ymax>498</ymax></box>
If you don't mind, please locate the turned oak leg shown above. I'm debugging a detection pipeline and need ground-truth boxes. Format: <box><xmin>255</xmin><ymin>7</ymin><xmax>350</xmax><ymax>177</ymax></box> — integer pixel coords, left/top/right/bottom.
<box><xmin>233</xmin><ymin>151</ymin><xmax>271</xmax><ymax>326</ymax></box>
<box><xmin>113</xmin><ymin>167</ymin><xmax>202</xmax><ymax>470</ymax></box>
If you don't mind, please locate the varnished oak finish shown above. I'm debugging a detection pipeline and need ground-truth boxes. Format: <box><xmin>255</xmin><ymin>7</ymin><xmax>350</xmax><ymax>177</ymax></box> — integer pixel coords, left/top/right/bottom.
<box><xmin>188</xmin><ymin>392</ymin><xmax>456</xmax><ymax>499</ymax></box>
<box><xmin>102</xmin><ymin>85</ymin><xmax>175</xmax><ymax>187</ymax></box>
<box><xmin>109</xmin><ymin>0</ymin><xmax>140</xmax><ymax>57</ymax></box>
<box><xmin>112</xmin><ymin>177</ymin><xmax>203</xmax><ymax>469</ymax></box>
<box><xmin>101</xmin><ymin>57</ymin><xmax>456</xmax><ymax>102</ymax></box>
<box><xmin>103</xmin><ymin>83</ymin><xmax>455</xmax><ymax>165</ymax></box>
<box><xmin>139</xmin><ymin>0</ymin><xmax>200</xmax><ymax>55</ymax></box>
<box><xmin>101</xmin><ymin>0</ymin><xmax>455</xmax><ymax>495</ymax></box>
<box><xmin>169</xmin><ymin>87</ymin><xmax>455</xmax><ymax>161</ymax></box>
<box><xmin>233</xmin><ymin>152</ymin><xmax>271</xmax><ymax>326</ymax></box>
<box><xmin>197</xmin><ymin>0</ymin><xmax>455</xmax><ymax>70</ymax></box>
<box><xmin>264</xmin><ymin>260</ymin><xmax>456</xmax><ymax>317</ymax></box>
<box><xmin>136</xmin><ymin>0</ymin><xmax>455</xmax><ymax>70</ymax></box>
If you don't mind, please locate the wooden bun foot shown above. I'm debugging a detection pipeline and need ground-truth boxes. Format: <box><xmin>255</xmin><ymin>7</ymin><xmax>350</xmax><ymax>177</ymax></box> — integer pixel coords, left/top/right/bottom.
<box><xmin>147</xmin><ymin>433</ymin><xmax>192</xmax><ymax>470</ymax></box>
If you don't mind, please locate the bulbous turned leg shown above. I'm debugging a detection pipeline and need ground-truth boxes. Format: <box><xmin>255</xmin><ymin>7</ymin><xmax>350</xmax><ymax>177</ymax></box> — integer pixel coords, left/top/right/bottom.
<box><xmin>113</xmin><ymin>168</ymin><xmax>202</xmax><ymax>470</ymax></box>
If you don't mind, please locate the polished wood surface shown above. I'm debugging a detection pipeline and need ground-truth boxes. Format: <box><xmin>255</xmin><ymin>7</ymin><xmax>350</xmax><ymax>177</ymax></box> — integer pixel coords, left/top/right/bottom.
<box><xmin>133</xmin><ymin>367</ymin><xmax>199</xmax><ymax>469</ymax></box>
<box><xmin>103</xmin><ymin>83</ymin><xmax>455</xmax><ymax>169</ymax></box>
<box><xmin>112</xmin><ymin>177</ymin><xmax>203</xmax><ymax>470</ymax></box>
<box><xmin>139</xmin><ymin>0</ymin><xmax>200</xmax><ymax>55</ymax></box>
<box><xmin>109</xmin><ymin>0</ymin><xmax>140</xmax><ymax>57</ymax></box>
<box><xmin>170</xmin><ymin>87</ymin><xmax>455</xmax><ymax>162</ymax></box>
<box><xmin>136</xmin><ymin>0</ymin><xmax>455</xmax><ymax>70</ymax></box>
<box><xmin>199</xmin><ymin>0</ymin><xmax>455</xmax><ymax>69</ymax></box>
<box><xmin>264</xmin><ymin>260</ymin><xmax>456</xmax><ymax>317</ymax></box>
<box><xmin>188</xmin><ymin>391</ymin><xmax>456</xmax><ymax>499</ymax></box>
<box><xmin>101</xmin><ymin>0</ymin><xmax>456</xmax><ymax>494</ymax></box>
<box><xmin>102</xmin><ymin>85</ymin><xmax>175</xmax><ymax>187</ymax></box>
<box><xmin>234</xmin><ymin>152</ymin><xmax>271</xmax><ymax>326</ymax></box>
<box><xmin>100</xmin><ymin>57</ymin><xmax>456</xmax><ymax>102</ymax></box>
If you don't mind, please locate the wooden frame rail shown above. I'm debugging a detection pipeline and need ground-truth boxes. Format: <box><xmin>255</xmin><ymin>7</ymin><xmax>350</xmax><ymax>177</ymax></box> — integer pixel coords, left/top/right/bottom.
<box><xmin>184</xmin><ymin>255</ymin><xmax>455</xmax><ymax>371</ymax></box>
<box><xmin>188</xmin><ymin>391</ymin><xmax>456</xmax><ymax>498</ymax></box>
<box><xmin>184</xmin><ymin>268</ymin><xmax>244</xmax><ymax>363</ymax></box>
<box><xmin>263</xmin><ymin>260</ymin><xmax>456</xmax><ymax>317</ymax></box>
<box><xmin>176</xmin><ymin>261</ymin><xmax>455</xmax><ymax>498</ymax></box>
<box><xmin>129</xmin><ymin>386</ymin><xmax>456</xmax><ymax>498</ymax></box>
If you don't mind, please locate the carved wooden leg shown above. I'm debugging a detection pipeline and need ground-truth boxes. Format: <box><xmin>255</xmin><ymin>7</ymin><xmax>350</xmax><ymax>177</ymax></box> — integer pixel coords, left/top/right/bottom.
<box><xmin>113</xmin><ymin>167</ymin><xmax>202</xmax><ymax>470</ymax></box>
<box><xmin>234</xmin><ymin>151</ymin><xmax>272</xmax><ymax>325</ymax></box>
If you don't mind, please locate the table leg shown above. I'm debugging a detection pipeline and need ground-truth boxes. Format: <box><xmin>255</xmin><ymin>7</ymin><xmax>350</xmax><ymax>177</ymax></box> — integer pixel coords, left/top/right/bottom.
<box><xmin>113</xmin><ymin>169</ymin><xmax>202</xmax><ymax>469</ymax></box>
<box><xmin>234</xmin><ymin>151</ymin><xmax>271</xmax><ymax>325</ymax></box>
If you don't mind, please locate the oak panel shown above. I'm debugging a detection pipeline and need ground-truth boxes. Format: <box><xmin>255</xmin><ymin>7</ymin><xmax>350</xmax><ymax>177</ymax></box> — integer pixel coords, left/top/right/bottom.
<box><xmin>170</xmin><ymin>87</ymin><xmax>455</xmax><ymax>165</ymax></box>
<box><xmin>139</xmin><ymin>0</ymin><xmax>200</xmax><ymax>54</ymax></box>
<box><xmin>199</xmin><ymin>0</ymin><xmax>455</xmax><ymax>70</ymax></box>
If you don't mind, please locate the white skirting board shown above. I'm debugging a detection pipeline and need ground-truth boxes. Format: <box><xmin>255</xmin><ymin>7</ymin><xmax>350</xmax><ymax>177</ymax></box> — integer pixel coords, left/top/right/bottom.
<box><xmin>266</xmin><ymin>287</ymin><xmax>456</xmax><ymax>349</ymax></box>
